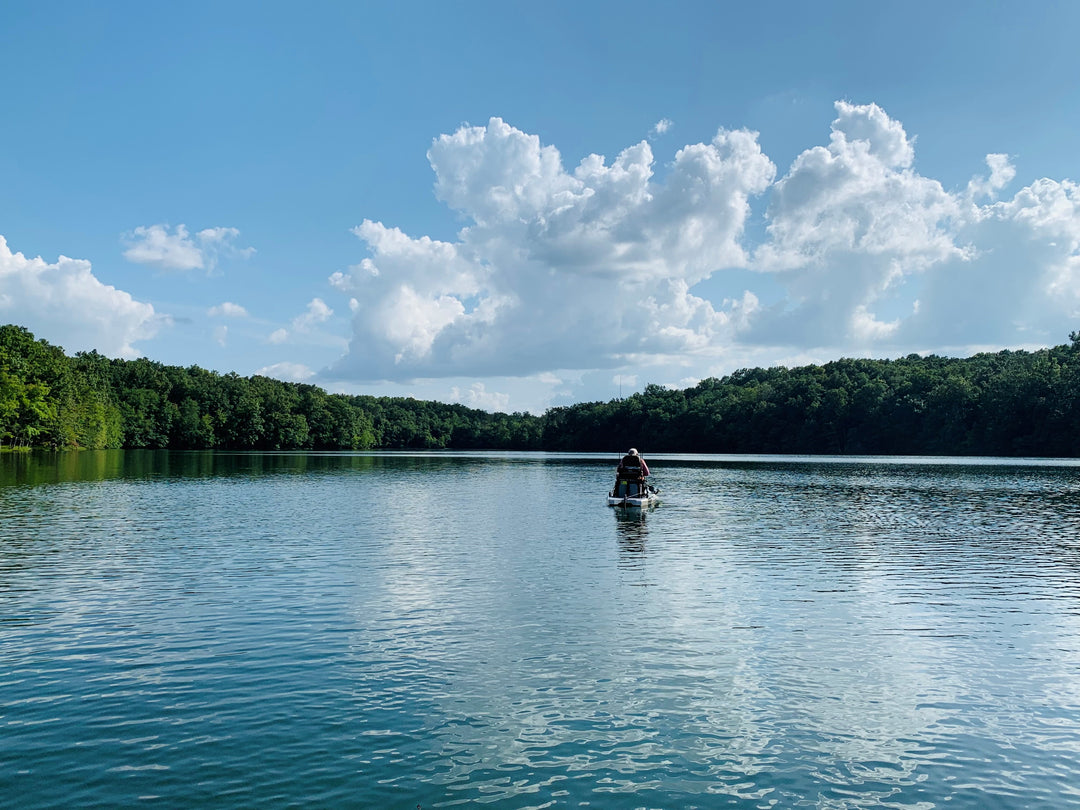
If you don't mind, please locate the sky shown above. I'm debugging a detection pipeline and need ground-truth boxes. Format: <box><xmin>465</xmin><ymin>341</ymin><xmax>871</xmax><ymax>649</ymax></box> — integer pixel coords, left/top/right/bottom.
<box><xmin>2</xmin><ymin>1</ymin><xmax>1079</xmax><ymax>414</ymax></box>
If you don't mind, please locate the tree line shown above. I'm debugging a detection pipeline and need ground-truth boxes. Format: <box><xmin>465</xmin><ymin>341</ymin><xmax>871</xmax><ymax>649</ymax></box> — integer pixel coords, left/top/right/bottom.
<box><xmin>4</xmin><ymin>323</ymin><xmax>1080</xmax><ymax>456</ymax></box>
<box><xmin>0</xmin><ymin>325</ymin><xmax>542</xmax><ymax>452</ymax></box>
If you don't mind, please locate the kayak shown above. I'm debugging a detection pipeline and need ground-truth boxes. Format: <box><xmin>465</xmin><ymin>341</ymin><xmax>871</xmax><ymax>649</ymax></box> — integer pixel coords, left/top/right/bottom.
<box><xmin>607</xmin><ymin>490</ymin><xmax>660</xmax><ymax>508</ymax></box>
<box><xmin>607</xmin><ymin>468</ymin><xmax>660</xmax><ymax>508</ymax></box>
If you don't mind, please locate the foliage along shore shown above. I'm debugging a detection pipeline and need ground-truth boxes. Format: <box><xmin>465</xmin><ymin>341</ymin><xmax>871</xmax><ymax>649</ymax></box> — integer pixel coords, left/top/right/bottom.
<box><xmin>4</xmin><ymin>323</ymin><xmax>1080</xmax><ymax>457</ymax></box>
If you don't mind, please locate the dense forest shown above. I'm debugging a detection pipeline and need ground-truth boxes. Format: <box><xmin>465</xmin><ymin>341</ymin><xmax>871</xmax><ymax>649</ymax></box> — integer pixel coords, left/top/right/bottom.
<box><xmin>4</xmin><ymin>323</ymin><xmax>1080</xmax><ymax>456</ymax></box>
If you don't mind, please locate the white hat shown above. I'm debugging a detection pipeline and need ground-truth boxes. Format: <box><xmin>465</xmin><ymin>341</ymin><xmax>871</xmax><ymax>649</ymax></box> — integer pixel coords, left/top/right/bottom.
<box><xmin>628</xmin><ymin>448</ymin><xmax>638</xmax><ymax>455</ymax></box>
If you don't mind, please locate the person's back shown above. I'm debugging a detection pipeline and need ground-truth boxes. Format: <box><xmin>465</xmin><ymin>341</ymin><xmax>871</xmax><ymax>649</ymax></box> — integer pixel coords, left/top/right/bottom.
<box><xmin>617</xmin><ymin>448</ymin><xmax>649</xmax><ymax>477</ymax></box>
<box><xmin>613</xmin><ymin>448</ymin><xmax>650</xmax><ymax>498</ymax></box>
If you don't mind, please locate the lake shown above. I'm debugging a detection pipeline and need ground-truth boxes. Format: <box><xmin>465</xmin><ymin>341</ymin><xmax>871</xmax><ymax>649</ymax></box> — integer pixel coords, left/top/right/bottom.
<box><xmin>3</xmin><ymin>450</ymin><xmax>1080</xmax><ymax>808</ymax></box>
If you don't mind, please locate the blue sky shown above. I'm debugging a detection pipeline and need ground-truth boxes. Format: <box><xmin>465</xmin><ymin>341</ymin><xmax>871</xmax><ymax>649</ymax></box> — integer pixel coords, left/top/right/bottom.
<box><xmin>3</xmin><ymin>1</ymin><xmax>1079</xmax><ymax>413</ymax></box>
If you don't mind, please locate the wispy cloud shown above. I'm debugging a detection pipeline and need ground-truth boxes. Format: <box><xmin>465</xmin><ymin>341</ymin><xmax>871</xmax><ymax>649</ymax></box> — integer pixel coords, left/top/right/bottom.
<box><xmin>123</xmin><ymin>224</ymin><xmax>254</xmax><ymax>272</ymax></box>
<box><xmin>208</xmin><ymin>301</ymin><xmax>249</xmax><ymax>317</ymax></box>
<box><xmin>649</xmin><ymin>118</ymin><xmax>673</xmax><ymax>138</ymax></box>
<box><xmin>254</xmin><ymin>361</ymin><xmax>316</xmax><ymax>382</ymax></box>
<box><xmin>266</xmin><ymin>298</ymin><xmax>335</xmax><ymax>346</ymax></box>
<box><xmin>450</xmin><ymin>382</ymin><xmax>510</xmax><ymax>413</ymax></box>
<box><xmin>292</xmin><ymin>298</ymin><xmax>333</xmax><ymax>331</ymax></box>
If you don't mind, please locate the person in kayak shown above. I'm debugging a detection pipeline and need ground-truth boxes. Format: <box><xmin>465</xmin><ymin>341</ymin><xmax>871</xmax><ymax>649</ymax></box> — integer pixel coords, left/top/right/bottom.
<box><xmin>618</xmin><ymin>448</ymin><xmax>650</xmax><ymax>477</ymax></box>
<box><xmin>613</xmin><ymin>449</ymin><xmax>651</xmax><ymax>498</ymax></box>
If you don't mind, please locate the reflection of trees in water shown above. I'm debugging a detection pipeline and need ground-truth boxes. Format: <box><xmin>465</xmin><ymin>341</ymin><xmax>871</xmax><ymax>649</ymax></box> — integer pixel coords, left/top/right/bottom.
<box><xmin>0</xmin><ymin>449</ymin><xmax>480</xmax><ymax>487</ymax></box>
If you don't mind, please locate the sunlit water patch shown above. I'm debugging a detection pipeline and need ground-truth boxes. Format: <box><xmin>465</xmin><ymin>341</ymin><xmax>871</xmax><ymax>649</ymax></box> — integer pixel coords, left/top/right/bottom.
<box><xmin>3</xmin><ymin>451</ymin><xmax>1080</xmax><ymax>808</ymax></box>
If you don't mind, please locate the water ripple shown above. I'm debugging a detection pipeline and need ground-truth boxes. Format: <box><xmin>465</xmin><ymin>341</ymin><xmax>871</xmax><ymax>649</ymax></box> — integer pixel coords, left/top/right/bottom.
<box><xmin>3</xmin><ymin>453</ymin><xmax>1080</xmax><ymax>807</ymax></box>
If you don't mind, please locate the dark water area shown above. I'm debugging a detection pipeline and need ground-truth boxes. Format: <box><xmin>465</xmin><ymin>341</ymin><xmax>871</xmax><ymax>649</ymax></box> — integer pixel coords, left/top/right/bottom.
<box><xmin>3</xmin><ymin>451</ymin><xmax>1080</xmax><ymax>808</ymax></box>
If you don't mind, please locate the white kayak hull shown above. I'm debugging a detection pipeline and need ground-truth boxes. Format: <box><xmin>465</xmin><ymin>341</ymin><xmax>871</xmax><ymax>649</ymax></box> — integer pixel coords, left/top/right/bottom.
<box><xmin>607</xmin><ymin>493</ymin><xmax>660</xmax><ymax>508</ymax></box>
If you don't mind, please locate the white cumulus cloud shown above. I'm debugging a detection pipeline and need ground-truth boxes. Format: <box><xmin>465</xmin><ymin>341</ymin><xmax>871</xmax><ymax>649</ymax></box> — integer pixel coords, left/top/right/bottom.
<box><xmin>747</xmin><ymin>101</ymin><xmax>965</xmax><ymax>348</ymax></box>
<box><xmin>323</xmin><ymin>104</ymin><xmax>1080</xmax><ymax>388</ymax></box>
<box><xmin>0</xmin><ymin>234</ymin><xmax>161</xmax><ymax>358</ymax></box>
<box><xmin>966</xmin><ymin>153</ymin><xmax>1016</xmax><ymax>200</ymax></box>
<box><xmin>903</xmin><ymin>173</ymin><xmax>1080</xmax><ymax>347</ymax></box>
<box><xmin>330</xmin><ymin>116</ymin><xmax>775</xmax><ymax>381</ymax></box>
<box><xmin>123</xmin><ymin>224</ymin><xmax>253</xmax><ymax>271</ymax></box>
<box><xmin>749</xmin><ymin>101</ymin><xmax>1080</xmax><ymax>353</ymax></box>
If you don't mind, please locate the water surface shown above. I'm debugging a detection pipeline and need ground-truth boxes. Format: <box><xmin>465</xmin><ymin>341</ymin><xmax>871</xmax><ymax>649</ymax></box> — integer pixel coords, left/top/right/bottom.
<box><xmin>3</xmin><ymin>451</ymin><xmax>1080</xmax><ymax>808</ymax></box>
